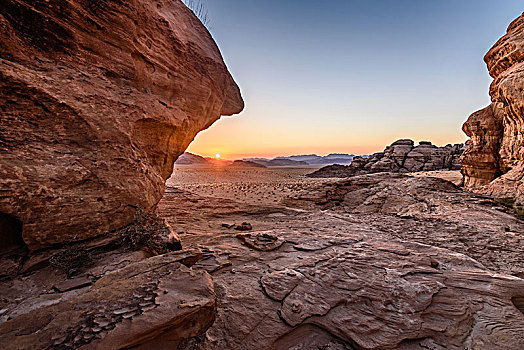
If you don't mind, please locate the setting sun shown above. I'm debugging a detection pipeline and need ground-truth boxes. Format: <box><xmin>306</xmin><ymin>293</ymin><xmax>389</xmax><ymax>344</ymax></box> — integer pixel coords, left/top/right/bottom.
<box><xmin>215</xmin><ymin>153</ymin><xmax>221</xmax><ymax>159</ymax></box>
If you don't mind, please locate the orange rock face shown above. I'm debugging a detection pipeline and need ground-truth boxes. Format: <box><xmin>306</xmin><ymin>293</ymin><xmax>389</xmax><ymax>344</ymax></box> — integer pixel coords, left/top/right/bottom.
<box><xmin>0</xmin><ymin>0</ymin><xmax>243</xmax><ymax>250</ymax></box>
<box><xmin>461</xmin><ymin>105</ymin><xmax>503</xmax><ymax>187</ymax></box>
<box><xmin>461</xmin><ymin>13</ymin><xmax>524</xmax><ymax>204</ymax></box>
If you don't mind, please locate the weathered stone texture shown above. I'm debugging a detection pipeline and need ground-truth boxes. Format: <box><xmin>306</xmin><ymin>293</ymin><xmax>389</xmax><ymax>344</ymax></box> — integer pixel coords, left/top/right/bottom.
<box><xmin>0</xmin><ymin>0</ymin><xmax>244</xmax><ymax>250</ymax></box>
<box><xmin>0</xmin><ymin>249</ymin><xmax>216</xmax><ymax>349</ymax></box>
<box><xmin>461</xmin><ymin>13</ymin><xmax>524</xmax><ymax>205</ymax></box>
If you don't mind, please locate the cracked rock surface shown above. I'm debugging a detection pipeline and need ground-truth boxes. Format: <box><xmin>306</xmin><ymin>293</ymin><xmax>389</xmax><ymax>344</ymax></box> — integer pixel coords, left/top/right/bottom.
<box><xmin>0</xmin><ymin>247</ymin><xmax>215</xmax><ymax>350</ymax></box>
<box><xmin>159</xmin><ymin>172</ymin><xmax>524</xmax><ymax>349</ymax></box>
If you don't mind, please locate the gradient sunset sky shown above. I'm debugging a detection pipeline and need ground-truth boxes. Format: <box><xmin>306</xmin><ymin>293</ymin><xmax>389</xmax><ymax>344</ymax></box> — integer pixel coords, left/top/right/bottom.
<box><xmin>186</xmin><ymin>0</ymin><xmax>523</xmax><ymax>159</ymax></box>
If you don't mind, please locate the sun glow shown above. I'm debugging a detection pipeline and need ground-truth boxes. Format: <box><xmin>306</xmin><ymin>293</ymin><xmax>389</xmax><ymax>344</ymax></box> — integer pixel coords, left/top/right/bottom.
<box><xmin>215</xmin><ymin>153</ymin><xmax>221</xmax><ymax>159</ymax></box>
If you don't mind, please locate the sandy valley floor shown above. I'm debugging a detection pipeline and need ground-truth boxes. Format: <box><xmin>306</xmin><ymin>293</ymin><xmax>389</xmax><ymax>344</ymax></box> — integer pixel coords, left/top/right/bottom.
<box><xmin>168</xmin><ymin>165</ymin><xmax>327</xmax><ymax>205</ymax></box>
<box><xmin>167</xmin><ymin>165</ymin><xmax>463</xmax><ymax>206</ymax></box>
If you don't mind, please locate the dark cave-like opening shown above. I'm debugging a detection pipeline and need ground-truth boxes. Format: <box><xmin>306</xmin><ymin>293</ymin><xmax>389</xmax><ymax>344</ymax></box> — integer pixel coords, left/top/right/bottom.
<box><xmin>0</xmin><ymin>212</ymin><xmax>25</xmax><ymax>255</ymax></box>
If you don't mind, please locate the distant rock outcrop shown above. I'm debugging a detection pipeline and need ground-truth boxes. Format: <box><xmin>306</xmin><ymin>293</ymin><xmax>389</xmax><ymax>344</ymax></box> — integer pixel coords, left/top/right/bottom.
<box><xmin>175</xmin><ymin>152</ymin><xmax>211</xmax><ymax>165</ymax></box>
<box><xmin>461</xmin><ymin>13</ymin><xmax>524</xmax><ymax>206</ymax></box>
<box><xmin>228</xmin><ymin>160</ymin><xmax>267</xmax><ymax>168</ymax></box>
<box><xmin>308</xmin><ymin>140</ymin><xmax>464</xmax><ymax>178</ymax></box>
<box><xmin>0</xmin><ymin>0</ymin><xmax>243</xmax><ymax>250</ymax></box>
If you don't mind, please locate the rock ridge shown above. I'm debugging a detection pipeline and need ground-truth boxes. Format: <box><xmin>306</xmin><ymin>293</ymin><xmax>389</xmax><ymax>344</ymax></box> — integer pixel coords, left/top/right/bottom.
<box><xmin>0</xmin><ymin>248</ymin><xmax>216</xmax><ymax>349</ymax></box>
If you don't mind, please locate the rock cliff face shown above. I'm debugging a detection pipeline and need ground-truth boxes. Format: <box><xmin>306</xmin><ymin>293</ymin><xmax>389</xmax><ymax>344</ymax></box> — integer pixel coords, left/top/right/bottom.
<box><xmin>0</xmin><ymin>0</ymin><xmax>243</xmax><ymax>250</ymax></box>
<box><xmin>461</xmin><ymin>13</ymin><xmax>524</xmax><ymax>206</ymax></box>
<box><xmin>309</xmin><ymin>139</ymin><xmax>464</xmax><ymax>178</ymax></box>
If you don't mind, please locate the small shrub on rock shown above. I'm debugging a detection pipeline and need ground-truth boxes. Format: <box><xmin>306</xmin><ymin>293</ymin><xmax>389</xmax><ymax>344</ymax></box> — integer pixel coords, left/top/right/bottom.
<box><xmin>120</xmin><ymin>207</ymin><xmax>182</xmax><ymax>254</ymax></box>
<box><xmin>49</xmin><ymin>248</ymin><xmax>93</xmax><ymax>277</ymax></box>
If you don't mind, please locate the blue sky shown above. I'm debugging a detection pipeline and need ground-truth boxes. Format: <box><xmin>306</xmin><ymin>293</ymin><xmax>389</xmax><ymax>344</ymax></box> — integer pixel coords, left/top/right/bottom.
<box><xmin>187</xmin><ymin>0</ymin><xmax>523</xmax><ymax>158</ymax></box>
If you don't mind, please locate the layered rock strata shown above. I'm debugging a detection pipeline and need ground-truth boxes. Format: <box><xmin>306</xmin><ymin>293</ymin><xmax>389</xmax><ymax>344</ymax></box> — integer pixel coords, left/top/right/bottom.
<box><xmin>0</xmin><ymin>0</ymin><xmax>243</xmax><ymax>250</ymax></box>
<box><xmin>308</xmin><ymin>139</ymin><xmax>464</xmax><ymax>178</ymax></box>
<box><xmin>461</xmin><ymin>13</ymin><xmax>524</xmax><ymax>206</ymax></box>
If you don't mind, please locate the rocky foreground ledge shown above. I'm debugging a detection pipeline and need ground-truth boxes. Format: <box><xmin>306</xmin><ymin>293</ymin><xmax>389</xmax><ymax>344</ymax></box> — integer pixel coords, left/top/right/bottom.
<box><xmin>1</xmin><ymin>171</ymin><xmax>522</xmax><ymax>349</ymax></box>
<box><xmin>0</xmin><ymin>248</ymin><xmax>214</xmax><ymax>349</ymax></box>
<box><xmin>308</xmin><ymin>139</ymin><xmax>464</xmax><ymax>178</ymax></box>
<box><xmin>159</xmin><ymin>172</ymin><xmax>524</xmax><ymax>349</ymax></box>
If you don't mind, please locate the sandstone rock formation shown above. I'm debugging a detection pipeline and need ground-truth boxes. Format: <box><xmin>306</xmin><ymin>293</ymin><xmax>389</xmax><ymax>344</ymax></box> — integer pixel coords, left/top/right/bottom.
<box><xmin>308</xmin><ymin>139</ymin><xmax>464</xmax><ymax>178</ymax></box>
<box><xmin>461</xmin><ymin>13</ymin><xmax>524</xmax><ymax>206</ymax></box>
<box><xmin>0</xmin><ymin>0</ymin><xmax>243</xmax><ymax>250</ymax></box>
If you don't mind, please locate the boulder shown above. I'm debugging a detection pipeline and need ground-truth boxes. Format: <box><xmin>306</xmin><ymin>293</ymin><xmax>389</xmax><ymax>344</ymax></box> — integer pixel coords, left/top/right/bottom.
<box><xmin>370</xmin><ymin>158</ymin><xmax>400</xmax><ymax>173</ymax></box>
<box><xmin>0</xmin><ymin>0</ymin><xmax>244</xmax><ymax>250</ymax></box>
<box><xmin>461</xmin><ymin>105</ymin><xmax>503</xmax><ymax>187</ymax></box>
<box><xmin>418</xmin><ymin>141</ymin><xmax>433</xmax><ymax>146</ymax></box>
<box><xmin>402</xmin><ymin>151</ymin><xmax>426</xmax><ymax>172</ymax></box>
<box><xmin>391</xmin><ymin>139</ymin><xmax>415</xmax><ymax>146</ymax></box>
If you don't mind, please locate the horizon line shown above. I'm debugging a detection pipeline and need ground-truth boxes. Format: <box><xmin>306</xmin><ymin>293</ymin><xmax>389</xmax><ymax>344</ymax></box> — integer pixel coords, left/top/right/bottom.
<box><xmin>187</xmin><ymin>138</ymin><xmax>467</xmax><ymax>160</ymax></box>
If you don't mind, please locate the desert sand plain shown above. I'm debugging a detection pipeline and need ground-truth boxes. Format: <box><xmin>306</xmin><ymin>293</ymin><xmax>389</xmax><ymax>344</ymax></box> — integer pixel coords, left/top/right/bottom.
<box><xmin>168</xmin><ymin>165</ymin><xmax>463</xmax><ymax>206</ymax></box>
<box><xmin>168</xmin><ymin>165</ymin><xmax>326</xmax><ymax>206</ymax></box>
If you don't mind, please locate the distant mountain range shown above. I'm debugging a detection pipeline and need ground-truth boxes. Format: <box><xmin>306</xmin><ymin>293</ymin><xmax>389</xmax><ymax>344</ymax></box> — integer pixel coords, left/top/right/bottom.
<box><xmin>246</xmin><ymin>153</ymin><xmax>355</xmax><ymax>166</ymax></box>
<box><xmin>228</xmin><ymin>160</ymin><xmax>267</xmax><ymax>168</ymax></box>
<box><xmin>243</xmin><ymin>158</ymin><xmax>309</xmax><ymax>167</ymax></box>
<box><xmin>175</xmin><ymin>152</ymin><xmax>358</xmax><ymax>167</ymax></box>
